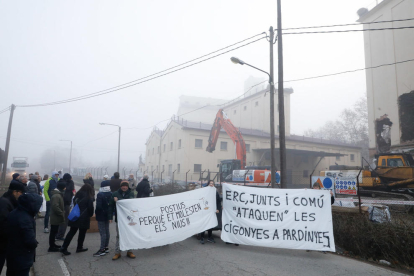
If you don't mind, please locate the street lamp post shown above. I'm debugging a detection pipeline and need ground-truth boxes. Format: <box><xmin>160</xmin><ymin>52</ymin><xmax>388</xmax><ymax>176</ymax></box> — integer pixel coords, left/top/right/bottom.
<box><xmin>59</xmin><ymin>140</ymin><xmax>72</xmax><ymax>173</ymax></box>
<box><xmin>99</xmin><ymin>123</ymin><xmax>121</xmax><ymax>173</ymax></box>
<box><xmin>230</xmin><ymin>35</ymin><xmax>279</xmax><ymax>188</ymax></box>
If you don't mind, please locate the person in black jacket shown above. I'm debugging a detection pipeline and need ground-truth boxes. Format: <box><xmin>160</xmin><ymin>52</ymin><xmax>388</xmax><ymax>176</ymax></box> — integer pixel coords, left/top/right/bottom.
<box><xmin>199</xmin><ymin>180</ymin><xmax>221</xmax><ymax>244</ymax></box>
<box><xmin>6</xmin><ymin>193</ymin><xmax>43</xmax><ymax>276</ymax></box>
<box><xmin>93</xmin><ymin>180</ymin><xmax>112</xmax><ymax>257</ymax></box>
<box><xmin>136</xmin><ymin>174</ymin><xmax>153</xmax><ymax>198</ymax></box>
<box><xmin>60</xmin><ymin>184</ymin><xmax>94</xmax><ymax>256</ymax></box>
<box><xmin>109</xmin><ymin>172</ymin><xmax>122</xmax><ymax>192</ymax></box>
<box><xmin>56</xmin><ymin>174</ymin><xmax>75</xmax><ymax>240</ymax></box>
<box><xmin>0</xmin><ymin>182</ymin><xmax>25</xmax><ymax>274</ymax></box>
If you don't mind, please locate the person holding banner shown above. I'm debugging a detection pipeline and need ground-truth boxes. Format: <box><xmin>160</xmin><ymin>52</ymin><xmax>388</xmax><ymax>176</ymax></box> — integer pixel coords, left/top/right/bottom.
<box><xmin>199</xmin><ymin>180</ymin><xmax>221</xmax><ymax>244</ymax></box>
<box><xmin>108</xmin><ymin>180</ymin><xmax>136</xmax><ymax>260</ymax></box>
<box><xmin>312</xmin><ymin>182</ymin><xmax>335</xmax><ymax>205</ymax></box>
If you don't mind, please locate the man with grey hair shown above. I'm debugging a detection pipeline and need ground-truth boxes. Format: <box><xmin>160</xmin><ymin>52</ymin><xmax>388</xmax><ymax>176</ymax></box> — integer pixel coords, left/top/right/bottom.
<box><xmin>18</xmin><ymin>175</ymin><xmax>28</xmax><ymax>189</ymax></box>
<box><xmin>136</xmin><ymin>174</ymin><xmax>153</xmax><ymax>198</ymax></box>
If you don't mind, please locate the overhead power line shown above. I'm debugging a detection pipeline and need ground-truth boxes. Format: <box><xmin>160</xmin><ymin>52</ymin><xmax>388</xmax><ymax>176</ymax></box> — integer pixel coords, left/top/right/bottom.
<box><xmin>0</xmin><ymin>106</ymin><xmax>10</xmax><ymax>115</ymax></box>
<box><xmin>15</xmin><ymin>34</ymin><xmax>266</xmax><ymax>108</ymax></box>
<box><xmin>284</xmin><ymin>25</ymin><xmax>414</xmax><ymax>35</ymax></box>
<box><xmin>283</xmin><ymin>17</ymin><xmax>414</xmax><ymax>31</ymax></box>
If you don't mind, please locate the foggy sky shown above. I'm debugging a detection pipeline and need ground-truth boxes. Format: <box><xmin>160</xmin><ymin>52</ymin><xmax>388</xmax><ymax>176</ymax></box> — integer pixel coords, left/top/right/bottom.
<box><xmin>0</xmin><ymin>0</ymin><xmax>369</xmax><ymax>174</ymax></box>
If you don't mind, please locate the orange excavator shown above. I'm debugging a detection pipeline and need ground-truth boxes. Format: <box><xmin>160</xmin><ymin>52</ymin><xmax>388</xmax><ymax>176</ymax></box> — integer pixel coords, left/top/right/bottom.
<box><xmin>206</xmin><ymin>109</ymin><xmax>246</xmax><ymax>169</ymax></box>
<box><xmin>206</xmin><ymin>109</ymin><xmax>273</xmax><ymax>186</ymax></box>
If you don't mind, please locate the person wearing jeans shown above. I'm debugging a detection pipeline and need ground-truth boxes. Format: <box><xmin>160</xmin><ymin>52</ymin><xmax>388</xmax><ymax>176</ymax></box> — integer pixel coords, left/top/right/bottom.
<box><xmin>93</xmin><ymin>180</ymin><xmax>112</xmax><ymax>257</ymax></box>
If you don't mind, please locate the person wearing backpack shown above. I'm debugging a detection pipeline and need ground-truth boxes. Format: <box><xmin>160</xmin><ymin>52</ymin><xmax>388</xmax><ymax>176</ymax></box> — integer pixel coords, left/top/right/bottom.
<box><xmin>48</xmin><ymin>181</ymin><xmax>66</xmax><ymax>252</ymax></box>
<box><xmin>59</xmin><ymin>184</ymin><xmax>94</xmax><ymax>256</ymax></box>
<box><xmin>93</xmin><ymin>181</ymin><xmax>112</xmax><ymax>257</ymax></box>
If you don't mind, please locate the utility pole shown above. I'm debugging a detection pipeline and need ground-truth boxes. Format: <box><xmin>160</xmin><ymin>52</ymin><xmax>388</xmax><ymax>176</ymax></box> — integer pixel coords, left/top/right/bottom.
<box><xmin>1</xmin><ymin>104</ymin><xmax>15</xmax><ymax>185</ymax></box>
<box><xmin>269</xmin><ymin>27</ymin><xmax>277</xmax><ymax>189</ymax></box>
<box><xmin>117</xmin><ymin>126</ymin><xmax>121</xmax><ymax>173</ymax></box>
<box><xmin>277</xmin><ymin>0</ymin><xmax>287</xmax><ymax>188</ymax></box>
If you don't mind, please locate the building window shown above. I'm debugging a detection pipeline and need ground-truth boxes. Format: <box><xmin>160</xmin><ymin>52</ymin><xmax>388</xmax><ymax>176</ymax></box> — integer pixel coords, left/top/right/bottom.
<box><xmin>168</xmin><ymin>164</ymin><xmax>172</xmax><ymax>176</ymax></box>
<box><xmin>233</xmin><ymin>110</ymin><xmax>236</xmax><ymax>114</ymax></box>
<box><xmin>350</xmin><ymin>154</ymin><xmax>355</xmax><ymax>162</ymax></box>
<box><xmin>302</xmin><ymin>155</ymin><xmax>308</xmax><ymax>163</ymax></box>
<box><xmin>170</xmin><ymin>142</ymin><xmax>173</xmax><ymax>151</ymax></box>
<box><xmin>244</xmin><ymin>106</ymin><xmax>247</xmax><ymax>111</ymax></box>
<box><xmin>195</xmin><ymin>139</ymin><xmax>203</xmax><ymax>148</ymax></box>
<box><xmin>303</xmin><ymin>170</ymin><xmax>309</xmax><ymax>178</ymax></box>
<box><xmin>178</xmin><ymin>139</ymin><xmax>181</xmax><ymax>149</ymax></box>
<box><xmin>336</xmin><ymin>155</ymin><xmax>340</xmax><ymax>161</ymax></box>
<box><xmin>152</xmin><ymin>148</ymin><xmax>154</xmax><ymax>154</ymax></box>
<box><xmin>277</xmin><ymin>125</ymin><xmax>280</xmax><ymax>133</ymax></box>
<box><xmin>162</xmin><ymin>165</ymin><xmax>164</xmax><ymax>172</ymax></box>
<box><xmin>255</xmin><ymin>101</ymin><xmax>258</xmax><ymax>107</ymax></box>
<box><xmin>157</xmin><ymin>146</ymin><xmax>160</xmax><ymax>153</ymax></box>
<box><xmin>220</xmin><ymin>141</ymin><xmax>227</xmax><ymax>151</ymax></box>
<box><xmin>246</xmin><ymin>144</ymin><xmax>250</xmax><ymax>152</ymax></box>
<box><xmin>146</xmin><ymin>167</ymin><xmax>148</xmax><ymax>172</ymax></box>
<box><xmin>194</xmin><ymin>164</ymin><xmax>202</xmax><ymax>173</ymax></box>
<box><xmin>163</xmin><ymin>144</ymin><xmax>166</xmax><ymax>152</ymax></box>
<box><xmin>177</xmin><ymin>164</ymin><xmax>180</xmax><ymax>173</ymax></box>
<box><xmin>148</xmin><ymin>150</ymin><xmax>150</xmax><ymax>156</ymax></box>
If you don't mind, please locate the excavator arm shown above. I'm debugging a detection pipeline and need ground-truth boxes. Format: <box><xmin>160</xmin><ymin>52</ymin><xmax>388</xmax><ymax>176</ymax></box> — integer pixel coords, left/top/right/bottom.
<box><xmin>206</xmin><ymin>109</ymin><xmax>246</xmax><ymax>168</ymax></box>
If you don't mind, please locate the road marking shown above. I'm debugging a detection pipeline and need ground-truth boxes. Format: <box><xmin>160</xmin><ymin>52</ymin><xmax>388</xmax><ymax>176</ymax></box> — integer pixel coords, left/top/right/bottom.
<box><xmin>58</xmin><ymin>259</ymin><xmax>70</xmax><ymax>276</ymax></box>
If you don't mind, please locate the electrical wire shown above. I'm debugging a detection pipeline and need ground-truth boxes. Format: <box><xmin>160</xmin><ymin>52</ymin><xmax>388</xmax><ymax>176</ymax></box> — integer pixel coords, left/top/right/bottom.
<box><xmin>282</xmin><ymin>17</ymin><xmax>414</xmax><ymax>31</ymax></box>
<box><xmin>16</xmin><ymin>34</ymin><xmax>266</xmax><ymax>108</ymax></box>
<box><xmin>0</xmin><ymin>106</ymin><xmax>11</xmax><ymax>115</ymax></box>
<box><xmin>79</xmin><ymin>131</ymin><xmax>118</xmax><ymax>147</ymax></box>
<box><xmin>283</xmin><ymin>58</ymin><xmax>414</xmax><ymax>83</ymax></box>
<box><xmin>284</xmin><ymin>26</ymin><xmax>414</xmax><ymax>35</ymax></box>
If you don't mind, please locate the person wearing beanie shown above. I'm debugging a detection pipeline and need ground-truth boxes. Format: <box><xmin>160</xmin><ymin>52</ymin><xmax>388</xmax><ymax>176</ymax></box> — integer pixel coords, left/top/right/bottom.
<box><xmin>55</xmin><ymin>173</ymin><xmax>75</xmax><ymax>241</ymax></box>
<box><xmin>43</xmin><ymin>171</ymin><xmax>60</xmax><ymax>233</ymax></box>
<box><xmin>93</xmin><ymin>177</ymin><xmax>112</xmax><ymax>257</ymax></box>
<box><xmin>48</xmin><ymin>181</ymin><xmax>66</xmax><ymax>252</ymax></box>
<box><xmin>108</xmin><ymin>180</ymin><xmax>135</xmax><ymax>260</ymax></box>
<box><xmin>100</xmin><ymin>175</ymin><xmax>110</xmax><ymax>189</ymax></box>
<box><xmin>0</xmin><ymin>182</ymin><xmax>25</xmax><ymax>274</ymax></box>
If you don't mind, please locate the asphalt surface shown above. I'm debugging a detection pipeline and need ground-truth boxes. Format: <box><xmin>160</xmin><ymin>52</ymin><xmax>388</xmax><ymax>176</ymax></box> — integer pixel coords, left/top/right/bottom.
<box><xmin>1</xmin><ymin>181</ymin><xmax>410</xmax><ymax>276</ymax></box>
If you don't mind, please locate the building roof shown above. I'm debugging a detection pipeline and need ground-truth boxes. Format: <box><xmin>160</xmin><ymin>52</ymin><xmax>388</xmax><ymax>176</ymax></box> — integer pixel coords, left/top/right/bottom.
<box><xmin>173</xmin><ymin>118</ymin><xmax>361</xmax><ymax>149</ymax></box>
<box><xmin>357</xmin><ymin>0</ymin><xmax>390</xmax><ymax>22</ymax></box>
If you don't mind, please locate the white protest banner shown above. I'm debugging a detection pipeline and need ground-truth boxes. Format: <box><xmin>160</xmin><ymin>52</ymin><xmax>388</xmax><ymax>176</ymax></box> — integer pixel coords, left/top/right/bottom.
<box><xmin>221</xmin><ymin>183</ymin><xmax>335</xmax><ymax>252</ymax></box>
<box><xmin>116</xmin><ymin>186</ymin><xmax>218</xmax><ymax>250</ymax></box>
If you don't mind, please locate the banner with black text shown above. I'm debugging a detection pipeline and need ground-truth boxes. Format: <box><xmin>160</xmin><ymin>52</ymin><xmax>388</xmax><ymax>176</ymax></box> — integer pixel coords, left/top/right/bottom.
<box><xmin>117</xmin><ymin>187</ymin><xmax>218</xmax><ymax>250</ymax></box>
<box><xmin>221</xmin><ymin>183</ymin><xmax>335</xmax><ymax>252</ymax></box>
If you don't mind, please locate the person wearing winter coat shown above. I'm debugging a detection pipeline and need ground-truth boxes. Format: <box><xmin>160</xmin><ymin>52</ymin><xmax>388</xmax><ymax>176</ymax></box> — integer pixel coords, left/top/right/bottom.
<box><xmin>43</xmin><ymin>171</ymin><xmax>60</xmax><ymax>233</ymax></box>
<box><xmin>26</xmin><ymin>174</ymin><xmax>39</xmax><ymax>195</ymax></box>
<box><xmin>6</xmin><ymin>193</ymin><xmax>43</xmax><ymax>276</ymax></box>
<box><xmin>108</xmin><ymin>181</ymin><xmax>135</xmax><ymax>260</ymax></box>
<box><xmin>60</xmin><ymin>184</ymin><xmax>94</xmax><ymax>256</ymax></box>
<box><xmin>199</xmin><ymin>180</ymin><xmax>221</xmax><ymax>244</ymax></box>
<box><xmin>0</xmin><ymin>182</ymin><xmax>25</xmax><ymax>274</ymax></box>
<box><xmin>83</xmin><ymin>173</ymin><xmax>95</xmax><ymax>199</ymax></box>
<box><xmin>136</xmin><ymin>174</ymin><xmax>153</xmax><ymax>198</ymax></box>
<box><xmin>93</xmin><ymin>181</ymin><xmax>112</xmax><ymax>257</ymax></box>
<box><xmin>109</xmin><ymin>172</ymin><xmax>122</xmax><ymax>192</ymax></box>
<box><xmin>48</xmin><ymin>181</ymin><xmax>66</xmax><ymax>252</ymax></box>
<box><xmin>56</xmin><ymin>173</ymin><xmax>75</xmax><ymax>241</ymax></box>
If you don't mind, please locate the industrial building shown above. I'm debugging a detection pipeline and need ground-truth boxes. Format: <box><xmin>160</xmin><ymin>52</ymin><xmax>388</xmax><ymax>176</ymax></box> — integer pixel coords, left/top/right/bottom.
<box><xmin>144</xmin><ymin>86</ymin><xmax>361</xmax><ymax>187</ymax></box>
<box><xmin>357</xmin><ymin>0</ymin><xmax>414</xmax><ymax>156</ymax></box>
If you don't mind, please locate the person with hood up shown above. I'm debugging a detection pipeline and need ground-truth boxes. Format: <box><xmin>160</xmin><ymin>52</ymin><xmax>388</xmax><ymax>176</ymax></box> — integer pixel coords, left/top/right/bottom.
<box><xmin>56</xmin><ymin>173</ymin><xmax>75</xmax><ymax>241</ymax></box>
<box><xmin>136</xmin><ymin>174</ymin><xmax>153</xmax><ymax>198</ymax></box>
<box><xmin>0</xmin><ymin>182</ymin><xmax>25</xmax><ymax>274</ymax></box>
<box><xmin>6</xmin><ymin>193</ymin><xmax>43</xmax><ymax>276</ymax></box>
<box><xmin>60</xmin><ymin>184</ymin><xmax>94</xmax><ymax>256</ymax></box>
<box><xmin>108</xmin><ymin>180</ymin><xmax>135</xmax><ymax>260</ymax></box>
<box><xmin>26</xmin><ymin>174</ymin><xmax>39</xmax><ymax>195</ymax></box>
<box><xmin>128</xmin><ymin>174</ymin><xmax>136</xmax><ymax>188</ymax></box>
<box><xmin>109</xmin><ymin>172</ymin><xmax>122</xmax><ymax>192</ymax></box>
<box><xmin>43</xmin><ymin>171</ymin><xmax>60</xmax><ymax>233</ymax></box>
<box><xmin>10</xmin><ymin>173</ymin><xmax>21</xmax><ymax>186</ymax></box>
<box><xmin>93</xmin><ymin>180</ymin><xmax>112</xmax><ymax>257</ymax></box>
<box><xmin>48</xmin><ymin>181</ymin><xmax>66</xmax><ymax>252</ymax></box>
<box><xmin>100</xmin><ymin>175</ymin><xmax>110</xmax><ymax>187</ymax></box>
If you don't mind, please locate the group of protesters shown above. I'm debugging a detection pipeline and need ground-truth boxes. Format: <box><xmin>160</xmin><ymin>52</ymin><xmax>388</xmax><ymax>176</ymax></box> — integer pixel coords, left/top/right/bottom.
<box><xmin>0</xmin><ymin>170</ymin><xmax>153</xmax><ymax>276</ymax></box>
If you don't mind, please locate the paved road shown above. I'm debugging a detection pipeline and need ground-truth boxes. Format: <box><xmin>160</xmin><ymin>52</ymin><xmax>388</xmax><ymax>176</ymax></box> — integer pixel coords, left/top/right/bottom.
<box><xmin>2</xmin><ymin>181</ymin><xmax>410</xmax><ymax>276</ymax></box>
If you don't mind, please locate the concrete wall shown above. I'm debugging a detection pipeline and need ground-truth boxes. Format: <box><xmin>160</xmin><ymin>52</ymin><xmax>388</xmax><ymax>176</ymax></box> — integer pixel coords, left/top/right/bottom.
<box><xmin>359</xmin><ymin>0</ymin><xmax>414</xmax><ymax>150</ymax></box>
